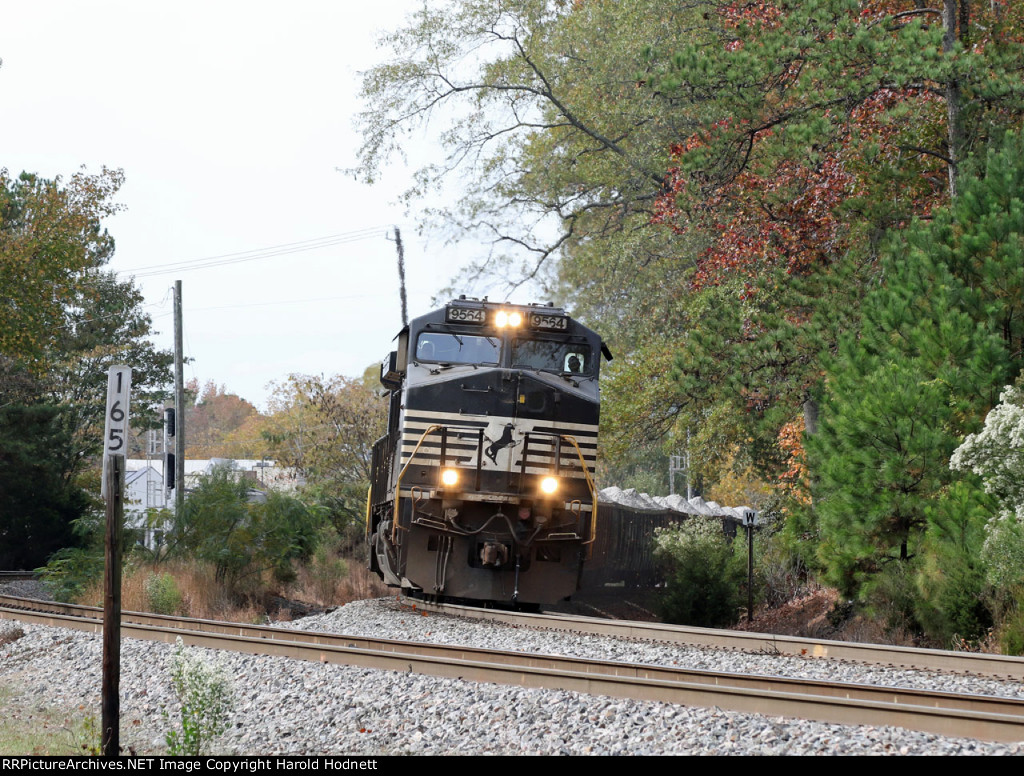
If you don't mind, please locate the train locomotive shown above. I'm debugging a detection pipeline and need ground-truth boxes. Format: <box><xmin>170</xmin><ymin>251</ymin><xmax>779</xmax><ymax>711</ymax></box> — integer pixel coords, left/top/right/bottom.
<box><xmin>367</xmin><ymin>297</ymin><xmax>611</xmax><ymax>606</ymax></box>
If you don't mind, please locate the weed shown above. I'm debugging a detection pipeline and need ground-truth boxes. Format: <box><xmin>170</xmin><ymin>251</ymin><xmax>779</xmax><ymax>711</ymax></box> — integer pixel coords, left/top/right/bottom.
<box><xmin>163</xmin><ymin>638</ymin><xmax>234</xmax><ymax>755</ymax></box>
<box><xmin>145</xmin><ymin>573</ymin><xmax>183</xmax><ymax>615</ymax></box>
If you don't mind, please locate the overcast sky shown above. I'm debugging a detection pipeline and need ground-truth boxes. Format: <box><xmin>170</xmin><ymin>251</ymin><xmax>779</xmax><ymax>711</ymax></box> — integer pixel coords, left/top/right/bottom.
<box><xmin>0</xmin><ymin>1</ymin><xmax>506</xmax><ymax>410</ymax></box>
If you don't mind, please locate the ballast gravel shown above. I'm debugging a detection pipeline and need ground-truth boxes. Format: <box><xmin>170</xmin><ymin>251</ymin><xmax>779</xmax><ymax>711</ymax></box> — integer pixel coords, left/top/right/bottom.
<box><xmin>1</xmin><ymin>591</ymin><xmax>1022</xmax><ymax>756</ymax></box>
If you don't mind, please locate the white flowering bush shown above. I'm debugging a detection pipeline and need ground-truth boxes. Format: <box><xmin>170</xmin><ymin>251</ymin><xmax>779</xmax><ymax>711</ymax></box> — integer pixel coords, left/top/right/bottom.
<box><xmin>951</xmin><ymin>385</ymin><xmax>1024</xmax><ymax>590</ymax></box>
<box><xmin>164</xmin><ymin>638</ymin><xmax>235</xmax><ymax>755</ymax></box>
<box><xmin>951</xmin><ymin>385</ymin><xmax>1024</xmax><ymax>505</ymax></box>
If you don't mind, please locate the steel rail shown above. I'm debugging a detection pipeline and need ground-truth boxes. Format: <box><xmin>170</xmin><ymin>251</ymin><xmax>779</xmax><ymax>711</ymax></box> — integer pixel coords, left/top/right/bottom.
<box><xmin>3</xmin><ymin>597</ymin><xmax>1024</xmax><ymax>743</ymax></box>
<box><xmin>405</xmin><ymin>598</ymin><xmax>1024</xmax><ymax>681</ymax></box>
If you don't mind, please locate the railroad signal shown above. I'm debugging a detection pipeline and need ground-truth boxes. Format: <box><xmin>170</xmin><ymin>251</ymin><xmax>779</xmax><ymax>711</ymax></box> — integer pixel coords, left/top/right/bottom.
<box><xmin>164</xmin><ymin>407</ymin><xmax>176</xmax><ymax>491</ymax></box>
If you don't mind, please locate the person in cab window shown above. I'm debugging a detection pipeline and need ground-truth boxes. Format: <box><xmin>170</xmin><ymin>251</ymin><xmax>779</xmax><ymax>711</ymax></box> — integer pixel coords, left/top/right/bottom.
<box><xmin>567</xmin><ymin>354</ymin><xmax>582</xmax><ymax>373</ymax></box>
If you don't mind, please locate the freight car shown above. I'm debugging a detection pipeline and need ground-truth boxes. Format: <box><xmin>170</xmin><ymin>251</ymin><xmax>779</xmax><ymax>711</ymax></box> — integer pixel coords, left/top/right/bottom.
<box><xmin>367</xmin><ymin>297</ymin><xmax>611</xmax><ymax>607</ymax></box>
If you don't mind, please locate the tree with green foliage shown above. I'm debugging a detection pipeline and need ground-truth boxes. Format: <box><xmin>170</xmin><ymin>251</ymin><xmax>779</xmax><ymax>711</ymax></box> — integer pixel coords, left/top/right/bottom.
<box><xmin>0</xmin><ymin>168</ymin><xmax>123</xmax><ymax>368</ymax></box>
<box><xmin>264</xmin><ymin>371</ymin><xmax>386</xmax><ymax>534</ymax></box>
<box><xmin>47</xmin><ymin>269</ymin><xmax>174</xmax><ymax>468</ymax></box>
<box><xmin>0</xmin><ymin>165</ymin><xmax>173</xmax><ymax>570</ymax></box>
<box><xmin>650</xmin><ymin>0</ymin><xmax>1024</xmax><ymax>476</ymax></box>
<box><xmin>0</xmin><ymin>361</ymin><xmax>89</xmax><ymax>569</ymax></box>
<box><xmin>163</xmin><ymin>467</ymin><xmax>320</xmax><ymax>591</ymax></box>
<box><xmin>913</xmin><ymin>482</ymin><xmax>994</xmax><ymax>645</ymax></box>
<box><xmin>808</xmin><ymin>131</ymin><xmax>1024</xmax><ymax>603</ymax></box>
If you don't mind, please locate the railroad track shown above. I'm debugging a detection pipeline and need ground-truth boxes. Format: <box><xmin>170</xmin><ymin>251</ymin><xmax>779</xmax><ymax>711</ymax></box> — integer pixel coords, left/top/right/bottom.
<box><xmin>3</xmin><ymin>594</ymin><xmax>1024</xmax><ymax>743</ymax></box>
<box><xmin>0</xmin><ymin>571</ymin><xmax>37</xmax><ymax>581</ymax></box>
<box><xmin>402</xmin><ymin>597</ymin><xmax>1024</xmax><ymax>681</ymax></box>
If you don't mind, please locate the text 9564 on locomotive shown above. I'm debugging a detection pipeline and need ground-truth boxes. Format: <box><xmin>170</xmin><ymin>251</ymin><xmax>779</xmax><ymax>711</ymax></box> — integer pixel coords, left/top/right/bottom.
<box><xmin>367</xmin><ymin>297</ymin><xmax>612</xmax><ymax>607</ymax></box>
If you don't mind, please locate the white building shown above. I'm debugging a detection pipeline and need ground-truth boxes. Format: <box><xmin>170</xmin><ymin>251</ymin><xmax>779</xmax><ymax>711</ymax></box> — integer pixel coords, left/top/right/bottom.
<box><xmin>122</xmin><ymin>458</ymin><xmax>304</xmax><ymax>549</ymax></box>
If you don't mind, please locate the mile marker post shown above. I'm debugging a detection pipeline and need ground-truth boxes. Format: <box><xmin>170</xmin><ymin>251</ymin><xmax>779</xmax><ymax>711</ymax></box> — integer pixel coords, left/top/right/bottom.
<box><xmin>102</xmin><ymin>365</ymin><xmax>131</xmax><ymax>756</ymax></box>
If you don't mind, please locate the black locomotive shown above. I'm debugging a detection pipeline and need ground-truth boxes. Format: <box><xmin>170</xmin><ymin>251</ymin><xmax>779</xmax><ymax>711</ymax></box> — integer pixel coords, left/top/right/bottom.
<box><xmin>367</xmin><ymin>297</ymin><xmax>611</xmax><ymax>606</ymax></box>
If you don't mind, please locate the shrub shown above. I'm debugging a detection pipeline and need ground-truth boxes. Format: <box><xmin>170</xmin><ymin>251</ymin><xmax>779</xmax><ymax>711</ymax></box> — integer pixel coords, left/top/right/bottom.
<box><xmin>37</xmin><ymin>547</ymin><xmax>104</xmax><ymax>603</ymax></box>
<box><xmin>145</xmin><ymin>573</ymin><xmax>183</xmax><ymax>615</ymax></box>
<box><xmin>654</xmin><ymin>518</ymin><xmax>745</xmax><ymax>627</ymax></box>
<box><xmin>163</xmin><ymin>638</ymin><xmax>234</xmax><ymax>755</ymax></box>
<box><xmin>861</xmin><ymin>560</ymin><xmax>921</xmax><ymax>640</ymax></box>
<box><xmin>995</xmin><ymin>598</ymin><xmax>1024</xmax><ymax>656</ymax></box>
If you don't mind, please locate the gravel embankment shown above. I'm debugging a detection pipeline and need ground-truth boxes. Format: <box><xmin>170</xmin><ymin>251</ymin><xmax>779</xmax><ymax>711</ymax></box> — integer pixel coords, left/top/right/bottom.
<box><xmin>1</xmin><ymin>590</ymin><xmax>1022</xmax><ymax>755</ymax></box>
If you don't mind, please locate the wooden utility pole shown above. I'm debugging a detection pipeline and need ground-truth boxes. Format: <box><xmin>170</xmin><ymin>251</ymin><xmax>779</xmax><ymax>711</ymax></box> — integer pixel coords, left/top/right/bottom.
<box><xmin>174</xmin><ymin>280</ymin><xmax>185</xmax><ymax>515</ymax></box>
<box><xmin>394</xmin><ymin>227</ymin><xmax>408</xmax><ymax>328</ymax></box>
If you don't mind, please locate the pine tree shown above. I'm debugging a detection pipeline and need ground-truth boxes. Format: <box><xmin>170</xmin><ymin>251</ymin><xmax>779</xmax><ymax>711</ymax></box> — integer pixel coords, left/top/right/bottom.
<box><xmin>807</xmin><ymin>134</ymin><xmax>1024</xmax><ymax>597</ymax></box>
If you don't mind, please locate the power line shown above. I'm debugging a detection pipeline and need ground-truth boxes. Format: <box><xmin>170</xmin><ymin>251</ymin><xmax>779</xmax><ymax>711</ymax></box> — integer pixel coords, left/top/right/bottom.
<box><xmin>118</xmin><ymin>227</ymin><xmax>392</xmax><ymax>279</ymax></box>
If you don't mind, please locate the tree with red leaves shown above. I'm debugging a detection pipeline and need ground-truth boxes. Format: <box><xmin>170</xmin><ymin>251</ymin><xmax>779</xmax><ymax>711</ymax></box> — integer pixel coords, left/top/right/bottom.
<box><xmin>651</xmin><ymin>0</ymin><xmax>1024</xmax><ymax>485</ymax></box>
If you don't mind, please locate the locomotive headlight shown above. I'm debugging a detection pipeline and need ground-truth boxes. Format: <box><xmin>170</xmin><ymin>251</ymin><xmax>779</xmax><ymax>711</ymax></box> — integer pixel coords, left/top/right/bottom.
<box><xmin>540</xmin><ymin>476</ymin><xmax>559</xmax><ymax>495</ymax></box>
<box><xmin>494</xmin><ymin>310</ymin><xmax>523</xmax><ymax>328</ymax></box>
<box><xmin>441</xmin><ymin>468</ymin><xmax>459</xmax><ymax>487</ymax></box>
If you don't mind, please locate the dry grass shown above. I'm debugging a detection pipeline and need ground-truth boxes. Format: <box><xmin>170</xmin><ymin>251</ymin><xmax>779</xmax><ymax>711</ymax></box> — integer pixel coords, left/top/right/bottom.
<box><xmin>73</xmin><ymin>554</ymin><xmax>388</xmax><ymax>623</ymax></box>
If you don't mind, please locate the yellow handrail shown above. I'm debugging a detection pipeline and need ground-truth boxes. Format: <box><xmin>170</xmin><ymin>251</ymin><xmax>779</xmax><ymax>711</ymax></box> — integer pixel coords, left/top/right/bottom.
<box><xmin>392</xmin><ymin>424</ymin><xmax>442</xmax><ymax>545</ymax></box>
<box><xmin>364</xmin><ymin>485</ymin><xmax>372</xmax><ymax>540</ymax></box>
<box><xmin>559</xmin><ymin>434</ymin><xmax>599</xmax><ymax>554</ymax></box>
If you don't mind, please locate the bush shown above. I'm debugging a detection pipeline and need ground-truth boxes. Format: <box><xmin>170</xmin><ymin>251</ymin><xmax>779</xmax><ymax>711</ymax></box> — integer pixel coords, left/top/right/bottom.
<box><xmin>38</xmin><ymin>546</ymin><xmax>104</xmax><ymax>603</ymax></box>
<box><xmin>145</xmin><ymin>572</ymin><xmax>183</xmax><ymax>615</ymax></box>
<box><xmin>304</xmin><ymin>528</ymin><xmax>349</xmax><ymax>604</ymax></box>
<box><xmin>753</xmin><ymin>529</ymin><xmax>810</xmax><ymax>610</ymax></box>
<box><xmin>654</xmin><ymin>518</ymin><xmax>745</xmax><ymax>627</ymax></box>
<box><xmin>164</xmin><ymin>469</ymin><xmax>321</xmax><ymax>596</ymax></box>
<box><xmin>995</xmin><ymin>597</ymin><xmax>1024</xmax><ymax>656</ymax></box>
<box><xmin>163</xmin><ymin>638</ymin><xmax>234</xmax><ymax>755</ymax></box>
<box><xmin>861</xmin><ymin>560</ymin><xmax>921</xmax><ymax>640</ymax></box>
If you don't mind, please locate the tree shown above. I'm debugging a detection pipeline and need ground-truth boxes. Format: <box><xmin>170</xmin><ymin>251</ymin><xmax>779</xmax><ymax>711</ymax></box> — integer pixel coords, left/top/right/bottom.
<box><xmin>0</xmin><ymin>168</ymin><xmax>124</xmax><ymax>368</ymax></box>
<box><xmin>356</xmin><ymin>0</ymin><xmax>702</xmax><ymax>287</ymax></box>
<box><xmin>654</xmin><ymin>517</ymin><xmax>745</xmax><ymax>627</ymax></box>
<box><xmin>264</xmin><ymin>370</ymin><xmax>387</xmax><ymax>531</ymax></box>
<box><xmin>164</xmin><ymin>467</ymin><xmax>319</xmax><ymax>590</ymax></box>
<box><xmin>47</xmin><ymin>270</ymin><xmax>174</xmax><ymax>469</ymax></box>
<box><xmin>185</xmin><ymin>380</ymin><xmax>259</xmax><ymax>459</ymax></box>
<box><xmin>653</xmin><ymin>0</ymin><xmax>1024</xmax><ymax>466</ymax></box>
<box><xmin>0</xmin><ymin>166</ymin><xmax>173</xmax><ymax>567</ymax></box>
<box><xmin>807</xmin><ymin>131</ymin><xmax>1024</xmax><ymax>598</ymax></box>
<box><xmin>0</xmin><ymin>388</ymin><xmax>89</xmax><ymax>568</ymax></box>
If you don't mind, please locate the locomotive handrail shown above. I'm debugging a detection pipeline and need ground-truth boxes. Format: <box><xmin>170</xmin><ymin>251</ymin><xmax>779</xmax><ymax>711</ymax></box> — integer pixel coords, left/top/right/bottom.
<box><xmin>392</xmin><ymin>424</ymin><xmax>443</xmax><ymax>545</ymax></box>
<box><xmin>559</xmin><ymin>434</ymin><xmax>599</xmax><ymax>557</ymax></box>
<box><xmin>364</xmin><ymin>485</ymin><xmax>372</xmax><ymax>541</ymax></box>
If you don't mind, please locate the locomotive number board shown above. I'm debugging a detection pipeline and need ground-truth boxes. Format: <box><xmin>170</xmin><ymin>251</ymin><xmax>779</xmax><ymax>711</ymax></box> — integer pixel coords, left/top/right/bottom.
<box><xmin>445</xmin><ymin>305</ymin><xmax>568</xmax><ymax>330</ymax></box>
<box><xmin>446</xmin><ymin>305</ymin><xmax>486</xmax><ymax>324</ymax></box>
<box><xmin>528</xmin><ymin>312</ymin><xmax>568</xmax><ymax>330</ymax></box>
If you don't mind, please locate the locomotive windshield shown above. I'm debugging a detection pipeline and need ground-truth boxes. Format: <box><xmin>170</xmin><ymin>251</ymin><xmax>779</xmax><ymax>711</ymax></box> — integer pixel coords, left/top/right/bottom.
<box><xmin>415</xmin><ymin>332</ymin><xmax>500</xmax><ymax>365</ymax></box>
<box><xmin>512</xmin><ymin>339</ymin><xmax>592</xmax><ymax>375</ymax></box>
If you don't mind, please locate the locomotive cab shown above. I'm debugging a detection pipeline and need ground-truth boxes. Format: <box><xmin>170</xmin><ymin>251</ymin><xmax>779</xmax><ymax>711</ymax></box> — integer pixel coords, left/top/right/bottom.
<box><xmin>367</xmin><ymin>298</ymin><xmax>608</xmax><ymax>606</ymax></box>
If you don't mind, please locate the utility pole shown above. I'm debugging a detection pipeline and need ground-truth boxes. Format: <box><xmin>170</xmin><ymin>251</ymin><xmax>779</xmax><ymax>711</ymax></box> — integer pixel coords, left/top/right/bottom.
<box><xmin>174</xmin><ymin>280</ymin><xmax>185</xmax><ymax>516</ymax></box>
<box><xmin>669</xmin><ymin>454</ymin><xmax>685</xmax><ymax>496</ymax></box>
<box><xmin>393</xmin><ymin>226</ymin><xmax>408</xmax><ymax>328</ymax></box>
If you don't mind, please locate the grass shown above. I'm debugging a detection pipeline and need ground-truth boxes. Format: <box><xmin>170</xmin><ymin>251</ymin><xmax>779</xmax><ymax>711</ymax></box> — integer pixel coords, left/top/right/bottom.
<box><xmin>72</xmin><ymin>551</ymin><xmax>389</xmax><ymax>623</ymax></box>
<box><xmin>0</xmin><ymin>685</ymin><xmax>100</xmax><ymax>756</ymax></box>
